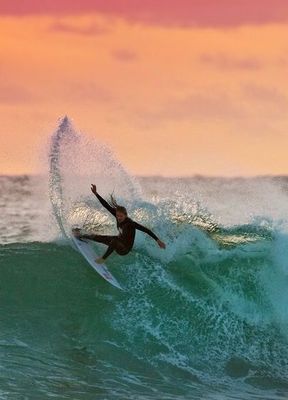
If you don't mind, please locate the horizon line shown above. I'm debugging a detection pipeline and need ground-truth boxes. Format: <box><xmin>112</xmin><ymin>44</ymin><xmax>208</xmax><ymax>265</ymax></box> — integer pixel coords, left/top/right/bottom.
<box><xmin>1</xmin><ymin>173</ymin><xmax>288</xmax><ymax>180</ymax></box>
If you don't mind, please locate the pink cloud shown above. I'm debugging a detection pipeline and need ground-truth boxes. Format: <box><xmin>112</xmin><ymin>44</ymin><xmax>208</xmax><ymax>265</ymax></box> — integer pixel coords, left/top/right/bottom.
<box><xmin>64</xmin><ymin>82</ymin><xmax>112</xmax><ymax>102</ymax></box>
<box><xmin>242</xmin><ymin>84</ymin><xmax>288</xmax><ymax>112</ymax></box>
<box><xmin>0</xmin><ymin>85</ymin><xmax>35</xmax><ymax>104</ymax></box>
<box><xmin>138</xmin><ymin>91</ymin><xmax>244</xmax><ymax>125</ymax></box>
<box><xmin>1</xmin><ymin>0</ymin><xmax>288</xmax><ymax>27</ymax></box>
<box><xmin>200</xmin><ymin>54</ymin><xmax>262</xmax><ymax>70</ymax></box>
<box><xmin>112</xmin><ymin>49</ymin><xmax>138</xmax><ymax>62</ymax></box>
<box><xmin>49</xmin><ymin>21</ymin><xmax>110</xmax><ymax>35</ymax></box>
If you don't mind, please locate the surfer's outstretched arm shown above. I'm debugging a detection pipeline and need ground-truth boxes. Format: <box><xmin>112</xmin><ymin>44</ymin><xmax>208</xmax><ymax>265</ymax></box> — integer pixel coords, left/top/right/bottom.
<box><xmin>134</xmin><ymin>222</ymin><xmax>166</xmax><ymax>249</ymax></box>
<box><xmin>91</xmin><ymin>184</ymin><xmax>116</xmax><ymax>217</ymax></box>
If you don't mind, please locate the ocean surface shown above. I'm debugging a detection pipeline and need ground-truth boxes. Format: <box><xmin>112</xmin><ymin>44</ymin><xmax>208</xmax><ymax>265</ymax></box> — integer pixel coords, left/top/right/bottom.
<box><xmin>1</xmin><ymin>118</ymin><xmax>288</xmax><ymax>399</ymax></box>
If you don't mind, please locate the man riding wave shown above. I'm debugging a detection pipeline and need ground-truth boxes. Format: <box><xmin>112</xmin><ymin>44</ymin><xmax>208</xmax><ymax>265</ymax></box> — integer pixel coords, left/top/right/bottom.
<box><xmin>73</xmin><ymin>184</ymin><xmax>166</xmax><ymax>263</ymax></box>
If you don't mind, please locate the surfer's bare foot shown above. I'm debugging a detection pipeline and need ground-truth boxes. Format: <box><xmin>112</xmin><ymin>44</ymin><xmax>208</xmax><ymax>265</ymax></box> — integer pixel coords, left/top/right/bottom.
<box><xmin>96</xmin><ymin>257</ymin><xmax>105</xmax><ymax>264</ymax></box>
<box><xmin>72</xmin><ymin>228</ymin><xmax>81</xmax><ymax>238</ymax></box>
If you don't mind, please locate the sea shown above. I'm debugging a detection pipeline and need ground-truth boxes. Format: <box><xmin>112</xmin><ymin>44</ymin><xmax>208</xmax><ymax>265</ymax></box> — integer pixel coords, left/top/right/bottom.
<box><xmin>1</xmin><ymin>118</ymin><xmax>288</xmax><ymax>399</ymax></box>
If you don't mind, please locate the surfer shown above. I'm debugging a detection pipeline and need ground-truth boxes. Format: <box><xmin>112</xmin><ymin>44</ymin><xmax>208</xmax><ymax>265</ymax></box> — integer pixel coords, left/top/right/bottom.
<box><xmin>73</xmin><ymin>184</ymin><xmax>166</xmax><ymax>263</ymax></box>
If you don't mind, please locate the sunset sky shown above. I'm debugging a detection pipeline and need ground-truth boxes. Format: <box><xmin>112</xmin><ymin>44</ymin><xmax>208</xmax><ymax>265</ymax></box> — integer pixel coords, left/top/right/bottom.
<box><xmin>1</xmin><ymin>0</ymin><xmax>288</xmax><ymax>176</ymax></box>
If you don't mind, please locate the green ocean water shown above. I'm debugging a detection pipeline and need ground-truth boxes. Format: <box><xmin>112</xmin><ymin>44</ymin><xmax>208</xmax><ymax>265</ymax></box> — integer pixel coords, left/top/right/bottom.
<box><xmin>1</xmin><ymin>119</ymin><xmax>288</xmax><ymax>399</ymax></box>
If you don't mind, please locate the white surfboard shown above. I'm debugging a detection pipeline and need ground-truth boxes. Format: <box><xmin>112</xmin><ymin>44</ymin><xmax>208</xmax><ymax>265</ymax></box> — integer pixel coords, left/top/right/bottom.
<box><xmin>71</xmin><ymin>236</ymin><xmax>123</xmax><ymax>290</ymax></box>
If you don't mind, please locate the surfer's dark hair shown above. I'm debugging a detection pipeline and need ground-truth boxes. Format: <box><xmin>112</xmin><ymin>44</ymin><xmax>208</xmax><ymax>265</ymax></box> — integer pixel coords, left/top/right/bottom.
<box><xmin>109</xmin><ymin>194</ymin><xmax>127</xmax><ymax>215</ymax></box>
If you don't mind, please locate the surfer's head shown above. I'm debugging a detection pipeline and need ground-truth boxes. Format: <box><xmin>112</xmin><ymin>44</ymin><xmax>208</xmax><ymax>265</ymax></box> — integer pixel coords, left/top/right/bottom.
<box><xmin>116</xmin><ymin>206</ymin><xmax>127</xmax><ymax>223</ymax></box>
<box><xmin>109</xmin><ymin>194</ymin><xmax>127</xmax><ymax>222</ymax></box>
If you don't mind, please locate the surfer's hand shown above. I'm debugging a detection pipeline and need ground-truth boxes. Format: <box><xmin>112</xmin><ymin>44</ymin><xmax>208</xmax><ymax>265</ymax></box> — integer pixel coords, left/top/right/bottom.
<box><xmin>91</xmin><ymin>184</ymin><xmax>97</xmax><ymax>195</ymax></box>
<box><xmin>157</xmin><ymin>240</ymin><xmax>166</xmax><ymax>249</ymax></box>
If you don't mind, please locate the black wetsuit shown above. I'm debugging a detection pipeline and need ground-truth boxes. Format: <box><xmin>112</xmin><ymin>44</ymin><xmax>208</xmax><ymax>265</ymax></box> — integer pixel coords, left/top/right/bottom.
<box><xmin>82</xmin><ymin>192</ymin><xmax>159</xmax><ymax>260</ymax></box>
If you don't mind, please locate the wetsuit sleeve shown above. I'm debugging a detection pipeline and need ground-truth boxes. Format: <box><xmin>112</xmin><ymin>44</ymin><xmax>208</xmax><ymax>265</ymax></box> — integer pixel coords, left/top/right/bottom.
<box><xmin>95</xmin><ymin>193</ymin><xmax>116</xmax><ymax>217</ymax></box>
<box><xmin>134</xmin><ymin>221</ymin><xmax>159</xmax><ymax>241</ymax></box>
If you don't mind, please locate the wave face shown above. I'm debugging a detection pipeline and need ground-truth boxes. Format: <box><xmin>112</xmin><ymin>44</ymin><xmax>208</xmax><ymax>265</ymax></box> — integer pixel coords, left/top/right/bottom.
<box><xmin>1</xmin><ymin>120</ymin><xmax>288</xmax><ymax>399</ymax></box>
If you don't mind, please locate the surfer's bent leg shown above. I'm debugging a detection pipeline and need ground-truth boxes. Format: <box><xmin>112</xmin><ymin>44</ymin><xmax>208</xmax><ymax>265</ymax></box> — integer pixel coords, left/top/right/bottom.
<box><xmin>81</xmin><ymin>234</ymin><xmax>117</xmax><ymax>246</ymax></box>
<box><xmin>102</xmin><ymin>238</ymin><xmax>129</xmax><ymax>260</ymax></box>
<box><xmin>80</xmin><ymin>234</ymin><xmax>129</xmax><ymax>260</ymax></box>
